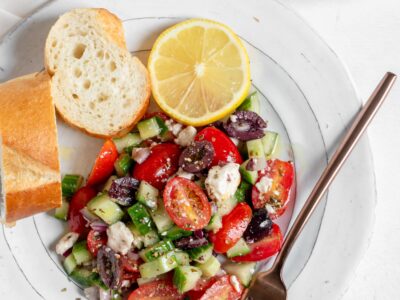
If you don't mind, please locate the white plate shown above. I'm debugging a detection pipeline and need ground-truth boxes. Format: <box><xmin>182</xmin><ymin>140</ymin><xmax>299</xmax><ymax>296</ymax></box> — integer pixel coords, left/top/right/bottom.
<box><xmin>0</xmin><ymin>1</ymin><xmax>375</xmax><ymax>299</ymax></box>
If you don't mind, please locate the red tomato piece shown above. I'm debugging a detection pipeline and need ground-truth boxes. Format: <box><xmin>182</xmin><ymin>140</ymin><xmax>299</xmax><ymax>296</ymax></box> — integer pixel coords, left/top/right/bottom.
<box><xmin>87</xmin><ymin>140</ymin><xmax>119</xmax><ymax>186</ymax></box>
<box><xmin>252</xmin><ymin>159</ymin><xmax>294</xmax><ymax>218</ymax></box>
<box><xmin>209</xmin><ymin>203</ymin><xmax>252</xmax><ymax>253</ymax></box>
<box><xmin>68</xmin><ymin>186</ymin><xmax>97</xmax><ymax>235</ymax></box>
<box><xmin>186</xmin><ymin>277</ymin><xmax>220</xmax><ymax>300</ymax></box>
<box><xmin>133</xmin><ymin>143</ymin><xmax>181</xmax><ymax>190</ymax></box>
<box><xmin>120</xmin><ymin>255</ymin><xmax>141</xmax><ymax>281</ymax></box>
<box><xmin>195</xmin><ymin>127</ymin><xmax>242</xmax><ymax>166</ymax></box>
<box><xmin>128</xmin><ymin>279</ymin><xmax>183</xmax><ymax>300</ymax></box>
<box><xmin>163</xmin><ymin>177</ymin><xmax>211</xmax><ymax>231</ymax></box>
<box><xmin>199</xmin><ymin>275</ymin><xmax>243</xmax><ymax>300</ymax></box>
<box><xmin>87</xmin><ymin>230</ymin><xmax>107</xmax><ymax>257</ymax></box>
<box><xmin>232</xmin><ymin>223</ymin><xmax>283</xmax><ymax>262</ymax></box>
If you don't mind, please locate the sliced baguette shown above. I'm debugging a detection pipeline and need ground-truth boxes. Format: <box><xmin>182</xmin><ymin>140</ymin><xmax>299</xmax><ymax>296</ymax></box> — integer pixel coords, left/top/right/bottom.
<box><xmin>0</xmin><ymin>72</ymin><xmax>61</xmax><ymax>224</ymax></box>
<box><xmin>45</xmin><ymin>8</ymin><xmax>150</xmax><ymax>138</ymax></box>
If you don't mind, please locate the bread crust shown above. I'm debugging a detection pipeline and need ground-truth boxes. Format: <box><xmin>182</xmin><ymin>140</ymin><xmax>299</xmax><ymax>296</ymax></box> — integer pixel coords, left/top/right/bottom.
<box><xmin>0</xmin><ymin>72</ymin><xmax>61</xmax><ymax>223</ymax></box>
<box><xmin>45</xmin><ymin>8</ymin><xmax>151</xmax><ymax>138</ymax></box>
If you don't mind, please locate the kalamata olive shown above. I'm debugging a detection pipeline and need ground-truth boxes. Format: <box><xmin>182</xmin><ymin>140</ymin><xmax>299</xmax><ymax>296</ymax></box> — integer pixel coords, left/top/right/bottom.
<box><xmin>223</xmin><ymin>111</ymin><xmax>267</xmax><ymax>141</ymax></box>
<box><xmin>174</xmin><ymin>235</ymin><xmax>209</xmax><ymax>250</ymax></box>
<box><xmin>97</xmin><ymin>246</ymin><xmax>123</xmax><ymax>289</ymax></box>
<box><xmin>108</xmin><ymin>176</ymin><xmax>139</xmax><ymax>206</ymax></box>
<box><xmin>179</xmin><ymin>141</ymin><xmax>215</xmax><ymax>173</ymax></box>
<box><xmin>243</xmin><ymin>208</ymin><xmax>273</xmax><ymax>243</ymax></box>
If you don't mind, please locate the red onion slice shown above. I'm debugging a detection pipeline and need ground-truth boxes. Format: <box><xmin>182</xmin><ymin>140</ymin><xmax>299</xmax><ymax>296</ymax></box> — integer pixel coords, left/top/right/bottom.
<box><xmin>80</xmin><ymin>207</ymin><xmax>99</xmax><ymax>223</ymax></box>
<box><xmin>90</xmin><ymin>220</ymin><xmax>108</xmax><ymax>232</ymax></box>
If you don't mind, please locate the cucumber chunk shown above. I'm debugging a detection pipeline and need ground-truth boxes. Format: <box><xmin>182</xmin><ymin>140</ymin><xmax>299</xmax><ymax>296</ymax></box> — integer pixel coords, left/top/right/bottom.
<box><xmin>127</xmin><ymin>223</ymin><xmax>160</xmax><ymax>249</ymax></box>
<box><xmin>205</xmin><ymin>214</ymin><xmax>223</xmax><ymax>232</ymax></box>
<box><xmin>137</xmin><ymin>117</ymin><xmax>168</xmax><ymax>140</ymax></box>
<box><xmin>72</xmin><ymin>241</ymin><xmax>93</xmax><ymax>265</ymax></box>
<box><xmin>217</xmin><ymin>196</ymin><xmax>237</xmax><ymax>217</ymax></box>
<box><xmin>226</xmin><ymin>238</ymin><xmax>250</xmax><ymax>258</ymax></box>
<box><xmin>223</xmin><ymin>261</ymin><xmax>256</xmax><ymax>287</ymax></box>
<box><xmin>140</xmin><ymin>240</ymin><xmax>175</xmax><ymax>262</ymax></box>
<box><xmin>238</xmin><ymin>91</ymin><xmax>260</xmax><ymax>113</ymax></box>
<box><xmin>137</xmin><ymin>181</ymin><xmax>159</xmax><ymax>210</ymax></box>
<box><xmin>102</xmin><ymin>175</ymin><xmax>117</xmax><ymax>192</ymax></box>
<box><xmin>62</xmin><ymin>174</ymin><xmax>83</xmax><ymax>198</ymax></box>
<box><xmin>187</xmin><ymin>243</ymin><xmax>213</xmax><ymax>264</ymax></box>
<box><xmin>70</xmin><ymin>268</ymin><xmax>98</xmax><ymax>288</ymax></box>
<box><xmin>87</xmin><ymin>194</ymin><xmax>124</xmax><ymax>224</ymax></box>
<box><xmin>54</xmin><ymin>198</ymin><xmax>69</xmax><ymax>221</ymax></box>
<box><xmin>149</xmin><ymin>198</ymin><xmax>174</xmax><ymax>233</ymax></box>
<box><xmin>161</xmin><ymin>225</ymin><xmax>192</xmax><ymax>241</ymax></box>
<box><xmin>128</xmin><ymin>203</ymin><xmax>155</xmax><ymax>235</ymax></box>
<box><xmin>173</xmin><ymin>266</ymin><xmax>202</xmax><ymax>293</ymax></box>
<box><xmin>234</xmin><ymin>181</ymin><xmax>251</xmax><ymax>203</ymax></box>
<box><xmin>143</xmin><ymin>230</ymin><xmax>160</xmax><ymax>247</ymax></box>
<box><xmin>262</xmin><ymin>131</ymin><xmax>279</xmax><ymax>159</ymax></box>
<box><xmin>139</xmin><ymin>252</ymin><xmax>178</xmax><ymax>279</ymax></box>
<box><xmin>174</xmin><ymin>251</ymin><xmax>190</xmax><ymax>266</ymax></box>
<box><xmin>63</xmin><ymin>253</ymin><xmax>77</xmax><ymax>274</ymax></box>
<box><xmin>196</xmin><ymin>256</ymin><xmax>221</xmax><ymax>277</ymax></box>
<box><xmin>240</xmin><ymin>159</ymin><xmax>258</xmax><ymax>185</ymax></box>
<box><xmin>114</xmin><ymin>153</ymin><xmax>133</xmax><ymax>177</ymax></box>
<box><xmin>137</xmin><ymin>275</ymin><xmax>166</xmax><ymax>286</ymax></box>
<box><xmin>113</xmin><ymin>133</ymin><xmax>142</xmax><ymax>153</ymax></box>
<box><xmin>246</xmin><ymin>139</ymin><xmax>265</xmax><ymax>158</ymax></box>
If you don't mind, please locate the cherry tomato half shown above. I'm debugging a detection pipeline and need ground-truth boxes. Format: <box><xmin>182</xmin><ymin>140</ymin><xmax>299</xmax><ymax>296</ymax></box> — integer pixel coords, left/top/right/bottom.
<box><xmin>252</xmin><ymin>159</ymin><xmax>294</xmax><ymax>218</ymax></box>
<box><xmin>68</xmin><ymin>186</ymin><xmax>97</xmax><ymax>235</ymax></box>
<box><xmin>232</xmin><ymin>223</ymin><xmax>283</xmax><ymax>262</ymax></box>
<box><xmin>133</xmin><ymin>143</ymin><xmax>181</xmax><ymax>190</ymax></box>
<box><xmin>186</xmin><ymin>277</ymin><xmax>219</xmax><ymax>300</ymax></box>
<box><xmin>199</xmin><ymin>275</ymin><xmax>243</xmax><ymax>300</ymax></box>
<box><xmin>195</xmin><ymin>127</ymin><xmax>242</xmax><ymax>166</ymax></box>
<box><xmin>87</xmin><ymin>230</ymin><xmax>107</xmax><ymax>257</ymax></box>
<box><xmin>209</xmin><ymin>203</ymin><xmax>252</xmax><ymax>253</ymax></box>
<box><xmin>163</xmin><ymin>177</ymin><xmax>211</xmax><ymax>231</ymax></box>
<box><xmin>128</xmin><ymin>279</ymin><xmax>183</xmax><ymax>300</ymax></box>
<box><xmin>87</xmin><ymin>140</ymin><xmax>119</xmax><ymax>186</ymax></box>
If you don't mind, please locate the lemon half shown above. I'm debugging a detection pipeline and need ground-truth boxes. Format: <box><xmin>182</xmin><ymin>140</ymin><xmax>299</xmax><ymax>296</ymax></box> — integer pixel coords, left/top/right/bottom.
<box><xmin>148</xmin><ymin>19</ymin><xmax>251</xmax><ymax>126</ymax></box>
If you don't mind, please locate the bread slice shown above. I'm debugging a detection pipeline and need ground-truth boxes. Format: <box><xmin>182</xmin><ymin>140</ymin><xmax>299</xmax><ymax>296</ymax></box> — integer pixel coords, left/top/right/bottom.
<box><xmin>45</xmin><ymin>8</ymin><xmax>150</xmax><ymax>138</ymax></box>
<box><xmin>0</xmin><ymin>72</ymin><xmax>61</xmax><ymax>224</ymax></box>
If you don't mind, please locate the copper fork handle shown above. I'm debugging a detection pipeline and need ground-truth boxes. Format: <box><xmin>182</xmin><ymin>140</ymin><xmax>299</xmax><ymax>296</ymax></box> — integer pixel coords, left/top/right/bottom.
<box><xmin>272</xmin><ymin>72</ymin><xmax>397</xmax><ymax>271</ymax></box>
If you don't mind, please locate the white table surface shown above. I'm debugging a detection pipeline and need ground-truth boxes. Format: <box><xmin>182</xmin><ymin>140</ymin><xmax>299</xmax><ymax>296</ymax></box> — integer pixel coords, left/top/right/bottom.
<box><xmin>1</xmin><ymin>1</ymin><xmax>399</xmax><ymax>299</ymax></box>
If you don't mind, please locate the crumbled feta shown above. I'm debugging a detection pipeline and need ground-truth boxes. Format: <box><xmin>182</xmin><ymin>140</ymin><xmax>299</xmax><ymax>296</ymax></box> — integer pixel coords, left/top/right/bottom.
<box><xmin>230</xmin><ymin>114</ymin><xmax>238</xmax><ymax>122</ymax></box>
<box><xmin>205</xmin><ymin>163</ymin><xmax>241</xmax><ymax>202</ymax></box>
<box><xmin>55</xmin><ymin>232</ymin><xmax>79</xmax><ymax>255</ymax></box>
<box><xmin>255</xmin><ymin>175</ymin><xmax>273</xmax><ymax>194</ymax></box>
<box><xmin>176</xmin><ymin>168</ymin><xmax>195</xmax><ymax>180</ymax></box>
<box><xmin>265</xmin><ymin>203</ymin><xmax>276</xmax><ymax>215</ymax></box>
<box><xmin>229</xmin><ymin>275</ymin><xmax>242</xmax><ymax>293</ymax></box>
<box><xmin>229</xmin><ymin>137</ymin><xmax>240</xmax><ymax>146</ymax></box>
<box><xmin>131</xmin><ymin>147</ymin><xmax>150</xmax><ymax>164</ymax></box>
<box><xmin>174</xmin><ymin>126</ymin><xmax>197</xmax><ymax>147</ymax></box>
<box><xmin>106</xmin><ymin>221</ymin><xmax>134</xmax><ymax>255</ymax></box>
<box><xmin>165</xmin><ymin>119</ymin><xmax>183</xmax><ymax>136</ymax></box>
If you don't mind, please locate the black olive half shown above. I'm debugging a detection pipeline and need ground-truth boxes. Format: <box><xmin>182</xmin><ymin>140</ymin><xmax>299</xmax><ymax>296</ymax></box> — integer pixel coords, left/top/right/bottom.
<box><xmin>223</xmin><ymin>111</ymin><xmax>267</xmax><ymax>141</ymax></box>
<box><xmin>179</xmin><ymin>141</ymin><xmax>215</xmax><ymax>173</ymax></box>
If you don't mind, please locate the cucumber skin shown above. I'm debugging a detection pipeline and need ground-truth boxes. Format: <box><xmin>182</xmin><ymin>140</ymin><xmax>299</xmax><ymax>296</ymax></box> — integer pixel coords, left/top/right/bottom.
<box><xmin>161</xmin><ymin>225</ymin><xmax>192</xmax><ymax>241</ymax></box>
<box><xmin>128</xmin><ymin>203</ymin><xmax>155</xmax><ymax>235</ymax></box>
<box><xmin>234</xmin><ymin>181</ymin><xmax>251</xmax><ymax>203</ymax></box>
<box><xmin>139</xmin><ymin>252</ymin><xmax>178</xmax><ymax>279</ymax></box>
<box><xmin>140</xmin><ymin>240</ymin><xmax>175</xmax><ymax>262</ymax></box>
<box><xmin>173</xmin><ymin>266</ymin><xmax>202</xmax><ymax>293</ymax></box>
<box><xmin>69</xmin><ymin>268</ymin><xmax>99</xmax><ymax>288</ymax></box>
<box><xmin>262</xmin><ymin>131</ymin><xmax>279</xmax><ymax>158</ymax></box>
<box><xmin>114</xmin><ymin>153</ymin><xmax>133</xmax><ymax>177</ymax></box>
<box><xmin>187</xmin><ymin>243</ymin><xmax>213</xmax><ymax>263</ymax></box>
<box><xmin>62</xmin><ymin>174</ymin><xmax>83</xmax><ymax>198</ymax></box>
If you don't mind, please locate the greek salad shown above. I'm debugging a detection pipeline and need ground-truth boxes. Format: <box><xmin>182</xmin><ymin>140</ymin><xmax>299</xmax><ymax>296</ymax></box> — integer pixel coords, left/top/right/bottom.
<box><xmin>54</xmin><ymin>92</ymin><xmax>295</xmax><ymax>300</ymax></box>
